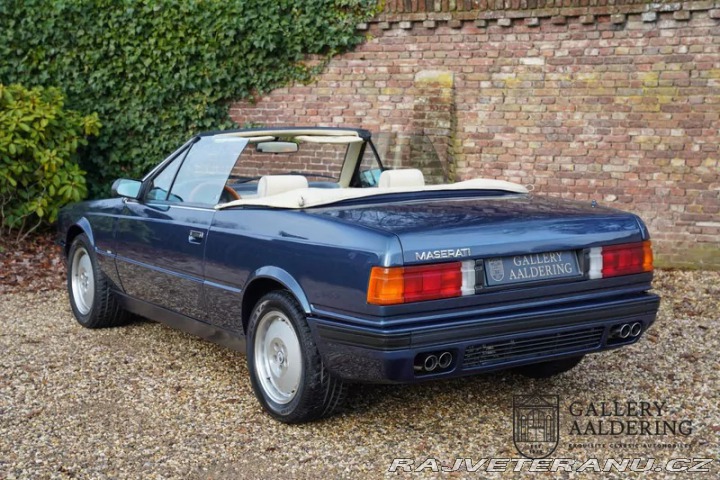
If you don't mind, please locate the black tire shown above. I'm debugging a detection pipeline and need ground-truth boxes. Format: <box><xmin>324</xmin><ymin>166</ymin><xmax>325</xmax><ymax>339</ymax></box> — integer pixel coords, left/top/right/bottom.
<box><xmin>246</xmin><ymin>290</ymin><xmax>346</xmax><ymax>423</ymax></box>
<box><xmin>66</xmin><ymin>233</ymin><xmax>129</xmax><ymax>329</ymax></box>
<box><xmin>515</xmin><ymin>355</ymin><xmax>584</xmax><ymax>379</ymax></box>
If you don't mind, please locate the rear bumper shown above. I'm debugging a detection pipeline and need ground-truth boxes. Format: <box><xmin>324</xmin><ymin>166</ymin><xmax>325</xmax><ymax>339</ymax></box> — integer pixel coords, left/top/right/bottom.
<box><xmin>308</xmin><ymin>293</ymin><xmax>660</xmax><ymax>383</ymax></box>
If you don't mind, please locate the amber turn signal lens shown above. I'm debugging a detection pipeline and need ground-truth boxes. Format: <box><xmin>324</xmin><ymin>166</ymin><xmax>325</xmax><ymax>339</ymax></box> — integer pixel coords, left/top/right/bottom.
<box><xmin>642</xmin><ymin>240</ymin><xmax>654</xmax><ymax>273</ymax></box>
<box><xmin>367</xmin><ymin>267</ymin><xmax>405</xmax><ymax>305</ymax></box>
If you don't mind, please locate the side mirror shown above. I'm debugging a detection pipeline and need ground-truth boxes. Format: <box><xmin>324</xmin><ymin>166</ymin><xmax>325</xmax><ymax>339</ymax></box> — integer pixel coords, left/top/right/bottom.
<box><xmin>111</xmin><ymin>179</ymin><xmax>142</xmax><ymax>199</ymax></box>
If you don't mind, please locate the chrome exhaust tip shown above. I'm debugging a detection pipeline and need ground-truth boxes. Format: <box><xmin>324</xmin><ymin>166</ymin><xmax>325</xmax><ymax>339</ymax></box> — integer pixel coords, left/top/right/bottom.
<box><xmin>438</xmin><ymin>352</ymin><xmax>453</xmax><ymax>369</ymax></box>
<box><xmin>424</xmin><ymin>355</ymin><xmax>438</xmax><ymax>372</ymax></box>
<box><xmin>630</xmin><ymin>322</ymin><xmax>642</xmax><ymax>337</ymax></box>
<box><xmin>619</xmin><ymin>324</ymin><xmax>631</xmax><ymax>339</ymax></box>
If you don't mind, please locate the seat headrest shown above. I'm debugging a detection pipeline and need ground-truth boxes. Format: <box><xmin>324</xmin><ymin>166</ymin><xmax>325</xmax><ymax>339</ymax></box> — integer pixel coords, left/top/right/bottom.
<box><xmin>378</xmin><ymin>169</ymin><xmax>425</xmax><ymax>188</ymax></box>
<box><xmin>257</xmin><ymin>175</ymin><xmax>309</xmax><ymax>197</ymax></box>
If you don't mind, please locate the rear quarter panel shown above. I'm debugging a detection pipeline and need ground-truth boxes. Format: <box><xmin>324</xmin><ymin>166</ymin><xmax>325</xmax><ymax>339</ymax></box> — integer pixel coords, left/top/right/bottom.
<box><xmin>203</xmin><ymin>209</ymin><xmax>403</xmax><ymax>331</ymax></box>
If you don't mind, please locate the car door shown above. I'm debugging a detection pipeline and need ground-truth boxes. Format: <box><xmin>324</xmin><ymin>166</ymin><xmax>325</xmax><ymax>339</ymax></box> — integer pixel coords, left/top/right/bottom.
<box><xmin>114</xmin><ymin>136</ymin><xmax>248</xmax><ymax>319</ymax></box>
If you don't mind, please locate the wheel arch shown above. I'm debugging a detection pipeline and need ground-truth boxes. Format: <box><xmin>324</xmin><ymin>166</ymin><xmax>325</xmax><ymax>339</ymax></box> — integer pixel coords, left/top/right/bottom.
<box><xmin>241</xmin><ymin>267</ymin><xmax>311</xmax><ymax>335</ymax></box>
<box><xmin>65</xmin><ymin>218</ymin><xmax>95</xmax><ymax>257</ymax></box>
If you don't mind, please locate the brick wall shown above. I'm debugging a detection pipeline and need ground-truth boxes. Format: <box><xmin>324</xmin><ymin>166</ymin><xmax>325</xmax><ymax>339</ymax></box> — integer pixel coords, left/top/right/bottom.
<box><xmin>230</xmin><ymin>1</ymin><xmax>720</xmax><ymax>268</ymax></box>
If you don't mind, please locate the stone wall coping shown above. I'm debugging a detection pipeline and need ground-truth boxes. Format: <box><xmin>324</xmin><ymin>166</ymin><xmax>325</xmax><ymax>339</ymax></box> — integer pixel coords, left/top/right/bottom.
<box><xmin>367</xmin><ymin>0</ymin><xmax>720</xmax><ymax>27</ymax></box>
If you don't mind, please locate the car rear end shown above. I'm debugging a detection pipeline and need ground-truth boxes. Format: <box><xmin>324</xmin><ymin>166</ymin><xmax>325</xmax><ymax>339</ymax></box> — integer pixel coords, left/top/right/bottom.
<box><xmin>306</xmin><ymin>194</ymin><xmax>660</xmax><ymax>383</ymax></box>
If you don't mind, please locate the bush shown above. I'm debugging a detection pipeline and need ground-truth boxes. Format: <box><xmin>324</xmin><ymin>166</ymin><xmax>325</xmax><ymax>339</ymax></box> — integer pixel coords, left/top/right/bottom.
<box><xmin>0</xmin><ymin>84</ymin><xmax>100</xmax><ymax>241</ymax></box>
<box><xmin>0</xmin><ymin>0</ymin><xmax>378</xmax><ymax>196</ymax></box>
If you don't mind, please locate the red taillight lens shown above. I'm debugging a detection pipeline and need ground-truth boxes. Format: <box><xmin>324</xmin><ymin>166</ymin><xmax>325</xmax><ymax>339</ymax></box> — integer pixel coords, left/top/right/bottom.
<box><xmin>601</xmin><ymin>241</ymin><xmax>653</xmax><ymax>278</ymax></box>
<box><xmin>368</xmin><ymin>262</ymin><xmax>462</xmax><ymax>305</ymax></box>
<box><xmin>403</xmin><ymin>263</ymin><xmax>462</xmax><ymax>302</ymax></box>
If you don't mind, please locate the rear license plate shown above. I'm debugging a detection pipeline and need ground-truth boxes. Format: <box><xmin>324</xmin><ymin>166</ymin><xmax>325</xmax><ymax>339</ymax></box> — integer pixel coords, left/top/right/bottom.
<box><xmin>484</xmin><ymin>250</ymin><xmax>581</xmax><ymax>287</ymax></box>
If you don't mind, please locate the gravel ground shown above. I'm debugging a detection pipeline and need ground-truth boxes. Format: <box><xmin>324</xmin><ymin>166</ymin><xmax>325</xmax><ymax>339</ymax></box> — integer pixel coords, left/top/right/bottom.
<box><xmin>1</xmin><ymin>270</ymin><xmax>718</xmax><ymax>479</ymax></box>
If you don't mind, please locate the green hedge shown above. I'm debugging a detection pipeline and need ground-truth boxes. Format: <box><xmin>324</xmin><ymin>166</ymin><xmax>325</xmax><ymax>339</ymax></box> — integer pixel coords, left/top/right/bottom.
<box><xmin>0</xmin><ymin>0</ymin><xmax>377</xmax><ymax>196</ymax></box>
<box><xmin>0</xmin><ymin>84</ymin><xmax>100</xmax><ymax>240</ymax></box>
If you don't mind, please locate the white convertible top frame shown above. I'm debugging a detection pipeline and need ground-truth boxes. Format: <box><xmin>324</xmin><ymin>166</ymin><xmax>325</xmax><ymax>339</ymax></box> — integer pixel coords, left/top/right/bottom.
<box><xmin>214</xmin><ymin>129</ymin><xmax>362</xmax><ymax>139</ymax></box>
<box><xmin>217</xmin><ymin>178</ymin><xmax>528</xmax><ymax>210</ymax></box>
<box><xmin>294</xmin><ymin>135</ymin><xmax>364</xmax><ymax>144</ymax></box>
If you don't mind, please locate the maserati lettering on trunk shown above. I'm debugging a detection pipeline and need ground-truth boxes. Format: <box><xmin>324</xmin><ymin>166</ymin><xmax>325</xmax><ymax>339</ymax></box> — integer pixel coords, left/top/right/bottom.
<box><xmin>415</xmin><ymin>248</ymin><xmax>472</xmax><ymax>261</ymax></box>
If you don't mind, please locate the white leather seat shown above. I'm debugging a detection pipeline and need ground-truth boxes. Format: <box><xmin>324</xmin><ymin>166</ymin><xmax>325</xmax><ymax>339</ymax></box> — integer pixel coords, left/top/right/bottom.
<box><xmin>378</xmin><ymin>169</ymin><xmax>425</xmax><ymax>188</ymax></box>
<box><xmin>257</xmin><ymin>175</ymin><xmax>308</xmax><ymax>197</ymax></box>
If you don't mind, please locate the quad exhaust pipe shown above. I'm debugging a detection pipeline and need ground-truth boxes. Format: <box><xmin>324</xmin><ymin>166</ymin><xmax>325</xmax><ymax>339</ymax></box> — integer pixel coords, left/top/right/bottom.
<box><xmin>438</xmin><ymin>352</ymin><xmax>453</xmax><ymax>369</ymax></box>
<box><xmin>619</xmin><ymin>324</ymin><xmax>631</xmax><ymax>339</ymax></box>
<box><xmin>424</xmin><ymin>355</ymin><xmax>438</xmax><ymax>371</ymax></box>
<box><xmin>415</xmin><ymin>351</ymin><xmax>454</xmax><ymax>373</ymax></box>
<box><xmin>610</xmin><ymin>322</ymin><xmax>643</xmax><ymax>340</ymax></box>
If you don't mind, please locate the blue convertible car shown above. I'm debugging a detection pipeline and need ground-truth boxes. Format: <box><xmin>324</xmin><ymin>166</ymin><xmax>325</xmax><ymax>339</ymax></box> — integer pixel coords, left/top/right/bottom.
<box><xmin>58</xmin><ymin>127</ymin><xmax>660</xmax><ymax>423</ymax></box>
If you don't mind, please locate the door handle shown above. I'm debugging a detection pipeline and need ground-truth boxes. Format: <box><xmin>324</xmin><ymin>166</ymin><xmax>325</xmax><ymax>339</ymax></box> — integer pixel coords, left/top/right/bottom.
<box><xmin>188</xmin><ymin>230</ymin><xmax>204</xmax><ymax>244</ymax></box>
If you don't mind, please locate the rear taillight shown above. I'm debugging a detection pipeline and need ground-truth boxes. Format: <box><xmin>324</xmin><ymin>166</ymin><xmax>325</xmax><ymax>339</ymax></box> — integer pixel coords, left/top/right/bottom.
<box><xmin>404</xmin><ymin>263</ymin><xmax>462</xmax><ymax>302</ymax></box>
<box><xmin>588</xmin><ymin>240</ymin><xmax>653</xmax><ymax>279</ymax></box>
<box><xmin>367</xmin><ymin>261</ymin><xmax>475</xmax><ymax>305</ymax></box>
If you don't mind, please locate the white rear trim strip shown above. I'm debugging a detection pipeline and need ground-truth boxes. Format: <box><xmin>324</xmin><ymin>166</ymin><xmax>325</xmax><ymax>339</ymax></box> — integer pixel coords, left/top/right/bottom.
<box><xmin>461</xmin><ymin>260</ymin><xmax>476</xmax><ymax>296</ymax></box>
<box><xmin>588</xmin><ymin>247</ymin><xmax>603</xmax><ymax>279</ymax></box>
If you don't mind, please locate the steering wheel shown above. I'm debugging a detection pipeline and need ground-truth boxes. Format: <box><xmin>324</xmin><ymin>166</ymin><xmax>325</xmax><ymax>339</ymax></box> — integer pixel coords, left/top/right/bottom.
<box><xmin>188</xmin><ymin>182</ymin><xmax>241</xmax><ymax>204</ymax></box>
<box><xmin>222</xmin><ymin>185</ymin><xmax>241</xmax><ymax>202</ymax></box>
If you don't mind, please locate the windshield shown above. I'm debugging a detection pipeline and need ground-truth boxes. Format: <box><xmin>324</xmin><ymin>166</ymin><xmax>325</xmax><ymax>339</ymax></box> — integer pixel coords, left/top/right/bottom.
<box><xmin>228</xmin><ymin>140</ymin><xmax>349</xmax><ymax>184</ymax></box>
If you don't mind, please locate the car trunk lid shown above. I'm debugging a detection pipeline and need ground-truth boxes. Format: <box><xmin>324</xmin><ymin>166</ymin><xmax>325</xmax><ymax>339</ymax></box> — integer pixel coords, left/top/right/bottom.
<box><xmin>311</xmin><ymin>194</ymin><xmax>644</xmax><ymax>265</ymax></box>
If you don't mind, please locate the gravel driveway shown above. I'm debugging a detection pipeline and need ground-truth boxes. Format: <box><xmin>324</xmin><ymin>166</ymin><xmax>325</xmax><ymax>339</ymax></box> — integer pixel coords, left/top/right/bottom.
<box><xmin>1</xmin><ymin>270</ymin><xmax>718</xmax><ymax>479</ymax></box>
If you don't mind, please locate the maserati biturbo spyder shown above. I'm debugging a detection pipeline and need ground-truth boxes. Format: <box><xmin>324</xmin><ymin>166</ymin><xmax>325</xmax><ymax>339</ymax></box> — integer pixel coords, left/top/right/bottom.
<box><xmin>58</xmin><ymin>127</ymin><xmax>660</xmax><ymax>422</ymax></box>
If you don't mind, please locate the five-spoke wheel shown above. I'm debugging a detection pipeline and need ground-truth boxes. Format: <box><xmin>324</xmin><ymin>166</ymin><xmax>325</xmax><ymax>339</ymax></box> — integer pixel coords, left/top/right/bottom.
<box><xmin>66</xmin><ymin>233</ymin><xmax>128</xmax><ymax>328</ymax></box>
<box><xmin>254</xmin><ymin>310</ymin><xmax>303</xmax><ymax>404</ymax></box>
<box><xmin>70</xmin><ymin>245</ymin><xmax>95</xmax><ymax>315</ymax></box>
<box><xmin>247</xmin><ymin>291</ymin><xmax>346</xmax><ymax>423</ymax></box>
